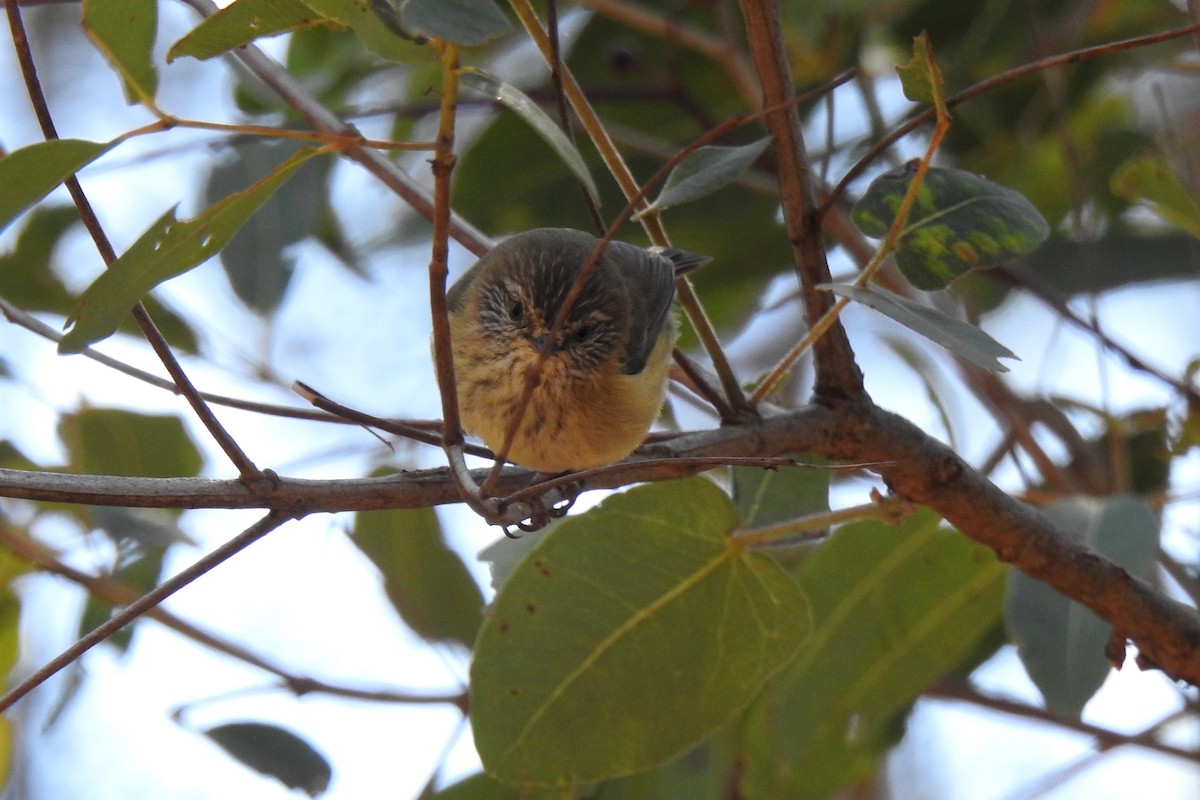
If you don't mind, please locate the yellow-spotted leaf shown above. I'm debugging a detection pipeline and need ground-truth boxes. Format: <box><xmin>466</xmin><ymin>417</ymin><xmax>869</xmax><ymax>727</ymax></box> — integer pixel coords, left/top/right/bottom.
<box><xmin>471</xmin><ymin>477</ymin><xmax>808</xmax><ymax>786</ymax></box>
<box><xmin>852</xmin><ymin>164</ymin><xmax>1049</xmax><ymax>290</ymax></box>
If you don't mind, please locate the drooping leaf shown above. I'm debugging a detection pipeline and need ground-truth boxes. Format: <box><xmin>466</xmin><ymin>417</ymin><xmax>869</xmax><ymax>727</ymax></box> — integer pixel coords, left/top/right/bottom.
<box><xmin>0</xmin><ymin>140</ymin><xmax>119</xmax><ymax>234</ymax></box>
<box><xmin>59</xmin><ymin>408</ymin><xmax>203</xmax><ymax>478</ymax></box>
<box><xmin>204</xmin><ymin>722</ymin><xmax>332</xmax><ymax>797</ymax></box>
<box><xmin>59</xmin><ymin>147</ymin><xmax>321</xmax><ymax>353</ymax></box>
<box><xmin>0</xmin><ymin>206</ymin><xmax>77</xmax><ymax>312</ymax></box>
<box><xmin>0</xmin><ymin>545</ymin><xmax>30</xmax><ymax>785</ymax></box>
<box><xmin>82</xmin><ymin>0</ymin><xmax>159</xmax><ymax>106</ymax></box>
<box><xmin>78</xmin><ymin>547</ymin><xmax>166</xmax><ymax>653</ymax></box>
<box><xmin>741</xmin><ymin>509</ymin><xmax>1008</xmax><ymax>798</ymax></box>
<box><xmin>352</xmin><ymin>504</ymin><xmax>484</xmax><ymax>648</ymax></box>
<box><xmin>459</xmin><ymin>68</ymin><xmax>599</xmax><ymax>208</ymax></box>
<box><xmin>299</xmin><ymin>0</ymin><xmax>428</xmax><ymax>62</ymax></box>
<box><xmin>471</xmin><ymin>477</ymin><xmax>807</xmax><ymax>786</ymax></box>
<box><xmin>1111</xmin><ymin>154</ymin><xmax>1200</xmax><ymax>241</ymax></box>
<box><xmin>852</xmin><ymin>164</ymin><xmax>1050</xmax><ymax>290</ymax></box>
<box><xmin>400</xmin><ymin>0</ymin><xmax>510</xmax><ymax>46</ymax></box>
<box><xmin>168</xmin><ymin>0</ymin><xmax>331</xmax><ymax>62</ymax></box>
<box><xmin>203</xmin><ymin>140</ymin><xmax>332</xmax><ymax>315</ymax></box>
<box><xmin>1006</xmin><ymin>495</ymin><xmax>1159</xmax><ymax>717</ymax></box>
<box><xmin>640</xmin><ymin>138</ymin><xmax>770</xmax><ymax>216</ymax></box>
<box><xmin>824</xmin><ymin>283</ymin><xmax>1017</xmax><ymax>371</ymax></box>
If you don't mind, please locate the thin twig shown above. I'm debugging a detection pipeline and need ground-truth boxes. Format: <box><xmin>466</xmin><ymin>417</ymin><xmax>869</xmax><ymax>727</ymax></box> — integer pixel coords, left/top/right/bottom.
<box><xmin>6</xmin><ymin>0</ymin><xmax>264</xmax><ymax>483</ymax></box>
<box><xmin>0</xmin><ymin>510</ymin><xmax>293</xmax><ymax>712</ymax></box>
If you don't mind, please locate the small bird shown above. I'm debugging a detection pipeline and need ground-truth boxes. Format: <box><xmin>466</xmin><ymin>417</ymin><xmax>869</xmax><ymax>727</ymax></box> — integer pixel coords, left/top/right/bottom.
<box><xmin>446</xmin><ymin>228</ymin><xmax>705</xmax><ymax>473</ymax></box>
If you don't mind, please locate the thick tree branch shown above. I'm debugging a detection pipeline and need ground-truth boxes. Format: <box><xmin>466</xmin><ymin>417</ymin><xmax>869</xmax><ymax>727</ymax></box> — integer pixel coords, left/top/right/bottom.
<box><xmin>2</xmin><ymin>402</ymin><xmax>1198</xmax><ymax>684</ymax></box>
<box><xmin>737</xmin><ymin>0</ymin><xmax>864</xmax><ymax>402</ymax></box>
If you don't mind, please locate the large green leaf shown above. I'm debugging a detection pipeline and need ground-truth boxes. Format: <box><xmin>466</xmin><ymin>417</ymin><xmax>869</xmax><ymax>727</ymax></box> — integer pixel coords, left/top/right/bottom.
<box><xmin>168</xmin><ymin>0</ymin><xmax>331</xmax><ymax>62</ymax></box>
<box><xmin>204</xmin><ymin>722</ymin><xmax>332</xmax><ymax>798</ymax></box>
<box><xmin>741</xmin><ymin>509</ymin><xmax>1007</xmax><ymax>798</ymax></box>
<box><xmin>59</xmin><ymin>147</ymin><xmax>321</xmax><ymax>354</ymax></box>
<box><xmin>82</xmin><ymin>0</ymin><xmax>159</xmax><ymax>106</ymax></box>
<box><xmin>825</xmin><ymin>283</ymin><xmax>1018</xmax><ymax>372</ymax></box>
<box><xmin>0</xmin><ymin>139</ymin><xmax>119</xmax><ymax>234</ymax></box>
<box><xmin>852</xmin><ymin>164</ymin><xmax>1050</xmax><ymax>290</ymax></box>
<box><xmin>471</xmin><ymin>477</ymin><xmax>808</xmax><ymax>786</ymax></box>
<box><xmin>352</xmin><ymin>505</ymin><xmax>484</xmax><ymax>649</ymax></box>
<box><xmin>1006</xmin><ymin>495</ymin><xmax>1159</xmax><ymax>717</ymax></box>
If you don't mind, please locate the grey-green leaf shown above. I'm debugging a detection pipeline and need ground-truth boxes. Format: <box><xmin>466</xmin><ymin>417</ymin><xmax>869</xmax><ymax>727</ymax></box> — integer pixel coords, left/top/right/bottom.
<box><xmin>204</xmin><ymin>722</ymin><xmax>332</xmax><ymax>797</ymax></box>
<box><xmin>852</xmin><ymin>164</ymin><xmax>1050</xmax><ymax>290</ymax></box>
<box><xmin>459</xmin><ymin>69</ymin><xmax>599</xmax><ymax>208</ymax></box>
<box><xmin>0</xmin><ymin>139</ymin><xmax>119</xmax><ymax>234</ymax></box>
<box><xmin>824</xmin><ymin>283</ymin><xmax>1017</xmax><ymax>372</ymax></box>
<box><xmin>1006</xmin><ymin>495</ymin><xmax>1159</xmax><ymax>717</ymax></box>
<box><xmin>59</xmin><ymin>147</ymin><xmax>321</xmax><ymax>354</ymax></box>
<box><xmin>400</xmin><ymin>0</ymin><xmax>510</xmax><ymax>46</ymax></box>
<box><xmin>642</xmin><ymin>138</ymin><xmax>770</xmax><ymax>216</ymax></box>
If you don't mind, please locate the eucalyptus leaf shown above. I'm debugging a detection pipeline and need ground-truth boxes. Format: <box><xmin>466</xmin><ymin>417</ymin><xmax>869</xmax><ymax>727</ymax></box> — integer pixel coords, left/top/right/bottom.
<box><xmin>59</xmin><ymin>147</ymin><xmax>321</xmax><ymax>353</ymax></box>
<box><xmin>400</xmin><ymin>0</ymin><xmax>510</xmax><ymax>46</ymax></box>
<box><xmin>82</xmin><ymin>0</ymin><xmax>158</xmax><ymax>105</ymax></box>
<box><xmin>168</xmin><ymin>0</ymin><xmax>329</xmax><ymax>62</ymax></box>
<box><xmin>641</xmin><ymin>138</ymin><xmax>770</xmax><ymax>216</ymax></box>
<box><xmin>471</xmin><ymin>477</ymin><xmax>807</xmax><ymax>786</ymax></box>
<box><xmin>459</xmin><ymin>68</ymin><xmax>599</xmax><ymax>208</ymax></box>
<box><xmin>742</xmin><ymin>510</ymin><xmax>1008</xmax><ymax>798</ymax></box>
<box><xmin>352</xmin><ymin>505</ymin><xmax>484</xmax><ymax>648</ymax></box>
<box><xmin>204</xmin><ymin>722</ymin><xmax>332</xmax><ymax>797</ymax></box>
<box><xmin>824</xmin><ymin>283</ymin><xmax>1017</xmax><ymax>372</ymax></box>
<box><xmin>0</xmin><ymin>139</ymin><xmax>119</xmax><ymax>234</ymax></box>
<box><xmin>299</xmin><ymin>0</ymin><xmax>427</xmax><ymax>62</ymax></box>
<box><xmin>1006</xmin><ymin>495</ymin><xmax>1159</xmax><ymax>717</ymax></box>
<box><xmin>852</xmin><ymin>164</ymin><xmax>1050</xmax><ymax>290</ymax></box>
<box><xmin>1111</xmin><ymin>154</ymin><xmax>1200</xmax><ymax>241</ymax></box>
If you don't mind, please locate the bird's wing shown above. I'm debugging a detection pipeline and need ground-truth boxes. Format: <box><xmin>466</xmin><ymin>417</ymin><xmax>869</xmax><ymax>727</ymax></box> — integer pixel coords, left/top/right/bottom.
<box><xmin>607</xmin><ymin>240</ymin><xmax>679</xmax><ymax>375</ymax></box>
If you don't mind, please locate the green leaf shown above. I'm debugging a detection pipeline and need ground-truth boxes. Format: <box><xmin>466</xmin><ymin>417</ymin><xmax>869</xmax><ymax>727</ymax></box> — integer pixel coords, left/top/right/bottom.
<box><xmin>640</xmin><ymin>138</ymin><xmax>770</xmax><ymax>217</ymax></box>
<box><xmin>741</xmin><ymin>509</ymin><xmax>1008</xmax><ymax>798</ymax></box>
<box><xmin>299</xmin><ymin>0</ymin><xmax>428</xmax><ymax>62</ymax></box>
<box><xmin>896</xmin><ymin>32</ymin><xmax>947</xmax><ymax>117</ymax></box>
<box><xmin>1111</xmin><ymin>154</ymin><xmax>1200</xmax><ymax>241</ymax></box>
<box><xmin>203</xmin><ymin>140</ymin><xmax>331</xmax><ymax>315</ymax></box>
<box><xmin>427</xmin><ymin>772</ymin><xmax>566</xmax><ymax>799</ymax></box>
<box><xmin>352</xmin><ymin>505</ymin><xmax>484</xmax><ymax>648</ymax></box>
<box><xmin>59</xmin><ymin>408</ymin><xmax>203</xmax><ymax>478</ymax></box>
<box><xmin>824</xmin><ymin>283</ymin><xmax>1017</xmax><ymax>372</ymax></box>
<box><xmin>78</xmin><ymin>547</ymin><xmax>165</xmax><ymax>653</ymax></box>
<box><xmin>0</xmin><ymin>206</ymin><xmax>77</xmax><ymax>312</ymax></box>
<box><xmin>168</xmin><ymin>0</ymin><xmax>331</xmax><ymax>62</ymax></box>
<box><xmin>82</xmin><ymin>0</ymin><xmax>159</xmax><ymax>106</ymax></box>
<box><xmin>852</xmin><ymin>164</ymin><xmax>1050</xmax><ymax>290</ymax></box>
<box><xmin>471</xmin><ymin>477</ymin><xmax>807</xmax><ymax>786</ymax></box>
<box><xmin>204</xmin><ymin>722</ymin><xmax>332</xmax><ymax>797</ymax></box>
<box><xmin>459</xmin><ymin>68</ymin><xmax>600</xmax><ymax>208</ymax></box>
<box><xmin>400</xmin><ymin>0</ymin><xmax>510</xmax><ymax>46</ymax></box>
<box><xmin>1006</xmin><ymin>495</ymin><xmax>1159</xmax><ymax>717</ymax></box>
<box><xmin>733</xmin><ymin>461</ymin><xmax>829</xmax><ymax>529</ymax></box>
<box><xmin>59</xmin><ymin>147</ymin><xmax>321</xmax><ymax>354</ymax></box>
<box><xmin>0</xmin><ymin>139</ymin><xmax>119</xmax><ymax>234</ymax></box>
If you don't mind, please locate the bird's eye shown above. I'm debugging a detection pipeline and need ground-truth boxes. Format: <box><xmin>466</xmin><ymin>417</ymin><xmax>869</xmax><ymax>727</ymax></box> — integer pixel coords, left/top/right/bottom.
<box><xmin>508</xmin><ymin>300</ymin><xmax>524</xmax><ymax>322</ymax></box>
<box><xmin>573</xmin><ymin>325</ymin><xmax>591</xmax><ymax>342</ymax></box>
